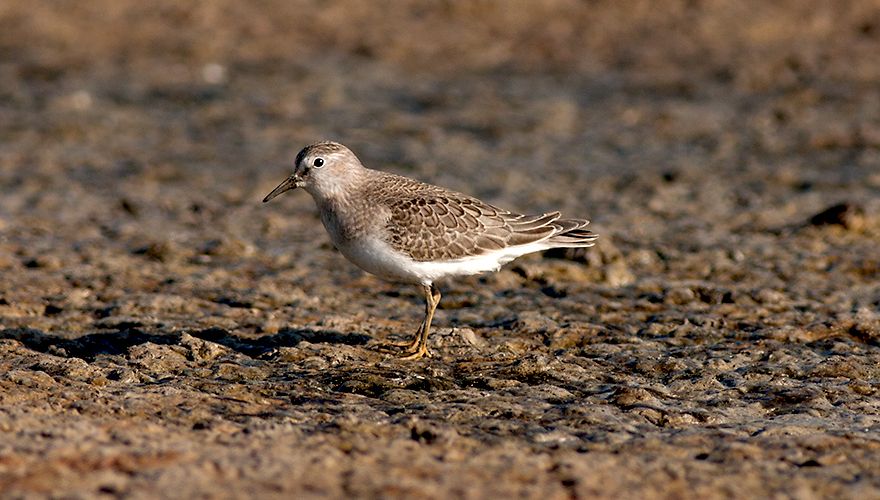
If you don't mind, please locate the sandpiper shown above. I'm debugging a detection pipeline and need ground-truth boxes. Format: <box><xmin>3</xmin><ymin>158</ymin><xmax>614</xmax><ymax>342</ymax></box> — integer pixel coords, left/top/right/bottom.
<box><xmin>263</xmin><ymin>141</ymin><xmax>598</xmax><ymax>359</ymax></box>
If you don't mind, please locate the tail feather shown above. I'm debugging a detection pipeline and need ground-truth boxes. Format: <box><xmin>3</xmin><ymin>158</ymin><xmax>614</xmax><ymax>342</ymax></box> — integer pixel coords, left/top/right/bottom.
<box><xmin>503</xmin><ymin>211</ymin><xmax>561</xmax><ymax>231</ymax></box>
<box><xmin>502</xmin><ymin>212</ymin><xmax>598</xmax><ymax>251</ymax></box>
<box><xmin>545</xmin><ymin>219</ymin><xmax>598</xmax><ymax>248</ymax></box>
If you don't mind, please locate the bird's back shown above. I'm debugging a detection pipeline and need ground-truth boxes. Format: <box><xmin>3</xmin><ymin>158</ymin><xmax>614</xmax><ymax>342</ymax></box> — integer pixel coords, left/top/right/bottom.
<box><xmin>361</xmin><ymin>170</ymin><xmax>597</xmax><ymax>263</ymax></box>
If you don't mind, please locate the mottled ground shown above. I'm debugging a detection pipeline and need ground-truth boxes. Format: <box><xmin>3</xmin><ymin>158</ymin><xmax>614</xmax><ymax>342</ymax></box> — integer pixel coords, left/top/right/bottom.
<box><xmin>1</xmin><ymin>1</ymin><xmax>880</xmax><ymax>498</ymax></box>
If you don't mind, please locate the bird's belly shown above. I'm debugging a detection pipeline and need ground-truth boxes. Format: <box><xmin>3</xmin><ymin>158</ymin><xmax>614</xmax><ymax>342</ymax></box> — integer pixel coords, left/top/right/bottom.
<box><xmin>335</xmin><ymin>236</ymin><xmax>427</xmax><ymax>284</ymax></box>
<box><xmin>334</xmin><ymin>236</ymin><xmax>539</xmax><ymax>286</ymax></box>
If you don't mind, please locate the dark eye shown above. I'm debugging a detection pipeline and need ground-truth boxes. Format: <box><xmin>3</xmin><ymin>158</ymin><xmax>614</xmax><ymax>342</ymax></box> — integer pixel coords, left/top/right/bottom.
<box><xmin>313</xmin><ymin>158</ymin><xmax>325</xmax><ymax>168</ymax></box>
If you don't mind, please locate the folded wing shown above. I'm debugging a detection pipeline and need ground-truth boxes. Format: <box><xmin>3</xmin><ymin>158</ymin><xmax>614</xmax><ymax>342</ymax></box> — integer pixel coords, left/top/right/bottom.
<box><xmin>382</xmin><ymin>184</ymin><xmax>597</xmax><ymax>262</ymax></box>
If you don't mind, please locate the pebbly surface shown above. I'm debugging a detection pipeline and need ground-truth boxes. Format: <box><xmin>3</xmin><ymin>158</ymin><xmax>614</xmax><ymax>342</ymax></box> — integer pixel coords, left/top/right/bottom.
<box><xmin>1</xmin><ymin>1</ymin><xmax>879</xmax><ymax>498</ymax></box>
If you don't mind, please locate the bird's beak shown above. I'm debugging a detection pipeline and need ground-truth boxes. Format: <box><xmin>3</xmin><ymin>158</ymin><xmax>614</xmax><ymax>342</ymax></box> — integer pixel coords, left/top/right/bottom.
<box><xmin>262</xmin><ymin>175</ymin><xmax>302</xmax><ymax>203</ymax></box>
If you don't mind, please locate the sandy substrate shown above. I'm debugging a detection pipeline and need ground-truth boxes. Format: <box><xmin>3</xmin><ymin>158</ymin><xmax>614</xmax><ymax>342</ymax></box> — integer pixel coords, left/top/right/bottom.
<box><xmin>1</xmin><ymin>1</ymin><xmax>879</xmax><ymax>498</ymax></box>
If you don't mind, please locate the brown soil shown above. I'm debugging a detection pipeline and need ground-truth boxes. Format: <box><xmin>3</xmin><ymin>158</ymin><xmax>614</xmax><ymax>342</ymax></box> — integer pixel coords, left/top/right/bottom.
<box><xmin>1</xmin><ymin>1</ymin><xmax>879</xmax><ymax>498</ymax></box>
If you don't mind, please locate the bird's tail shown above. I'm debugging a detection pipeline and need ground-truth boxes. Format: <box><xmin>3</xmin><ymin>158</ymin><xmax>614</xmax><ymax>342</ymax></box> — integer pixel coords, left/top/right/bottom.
<box><xmin>544</xmin><ymin>217</ymin><xmax>598</xmax><ymax>248</ymax></box>
<box><xmin>502</xmin><ymin>211</ymin><xmax>598</xmax><ymax>250</ymax></box>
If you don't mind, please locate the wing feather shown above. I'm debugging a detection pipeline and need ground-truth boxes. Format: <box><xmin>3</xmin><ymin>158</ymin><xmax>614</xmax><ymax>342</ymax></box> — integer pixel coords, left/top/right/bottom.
<box><xmin>370</xmin><ymin>172</ymin><xmax>597</xmax><ymax>261</ymax></box>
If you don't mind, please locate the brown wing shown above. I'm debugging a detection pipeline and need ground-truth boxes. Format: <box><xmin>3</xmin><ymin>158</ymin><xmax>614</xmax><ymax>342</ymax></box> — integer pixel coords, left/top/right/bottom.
<box><xmin>372</xmin><ymin>172</ymin><xmax>570</xmax><ymax>261</ymax></box>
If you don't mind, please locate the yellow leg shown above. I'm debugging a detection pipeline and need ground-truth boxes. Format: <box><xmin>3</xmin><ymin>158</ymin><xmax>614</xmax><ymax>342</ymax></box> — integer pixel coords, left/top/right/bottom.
<box><xmin>399</xmin><ymin>284</ymin><xmax>440</xmax><ymax>360</ymax></box>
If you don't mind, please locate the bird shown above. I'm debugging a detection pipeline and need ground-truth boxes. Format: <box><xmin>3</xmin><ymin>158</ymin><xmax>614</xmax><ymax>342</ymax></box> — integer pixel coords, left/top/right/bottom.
<box><xmin>262</xmin><ymin>141</ymin><xmax>598</xmax><ymax>360</ymax></box>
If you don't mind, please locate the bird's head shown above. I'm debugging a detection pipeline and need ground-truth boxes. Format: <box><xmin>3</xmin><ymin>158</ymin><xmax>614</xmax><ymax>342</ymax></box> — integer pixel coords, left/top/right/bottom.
<box><xmin>263</xmin><ymin>141</ymin><xmax>364</xmax><ymax>203</ymax></box>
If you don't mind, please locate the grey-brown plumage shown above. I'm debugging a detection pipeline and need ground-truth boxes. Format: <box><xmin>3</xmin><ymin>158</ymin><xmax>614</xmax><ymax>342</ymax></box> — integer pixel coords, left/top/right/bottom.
<box><xmin>371</xmin><ymin>171</ymin><xmax>595</xmax><ymax>261</ymax></box>
<box><xmin>263</xmin><ymin>141</ymin><xmax>598</xmax><ymax>359</ymax></box>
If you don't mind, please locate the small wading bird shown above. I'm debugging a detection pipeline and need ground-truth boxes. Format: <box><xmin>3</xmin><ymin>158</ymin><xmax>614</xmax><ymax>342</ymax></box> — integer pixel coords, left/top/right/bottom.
<box><xmin>263</xmin><ymin>142</ymin><xmax>597</xmax><ymax>359</ymax></box>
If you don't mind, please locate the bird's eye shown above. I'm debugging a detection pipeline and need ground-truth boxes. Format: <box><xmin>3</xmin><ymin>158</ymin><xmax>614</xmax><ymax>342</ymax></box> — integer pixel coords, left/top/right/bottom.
<box><xmin>313</xmin><ymin>158</ymin><xmax>325</xmax><ymax>168</ymax></box>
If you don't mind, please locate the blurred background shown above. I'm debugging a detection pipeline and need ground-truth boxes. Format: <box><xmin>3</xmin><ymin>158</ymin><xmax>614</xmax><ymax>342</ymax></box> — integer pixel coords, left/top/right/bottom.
<box><xmin>2</xmin><ymin>0</ymin><xmax>879</xmax><ymax>331</ymax></box>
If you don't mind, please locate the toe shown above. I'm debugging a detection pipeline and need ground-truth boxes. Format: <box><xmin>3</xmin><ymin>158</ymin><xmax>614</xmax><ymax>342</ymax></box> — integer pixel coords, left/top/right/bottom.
<box><xmin>397</xmin><ymin>346</ymin><xmax>429</xmax><ymax>360</ymax></box>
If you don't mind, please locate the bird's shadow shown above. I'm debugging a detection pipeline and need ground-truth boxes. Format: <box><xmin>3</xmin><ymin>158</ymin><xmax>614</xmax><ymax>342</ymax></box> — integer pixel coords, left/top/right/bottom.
<box><xmin>0</xmin><ymin>326</ymin><xmax>371</xmax><ymax>361</ymax></box>
<box><xmin>189</xmin><ymin>326</ymin><xmax>371</xmax><ymax>357</ymax></box>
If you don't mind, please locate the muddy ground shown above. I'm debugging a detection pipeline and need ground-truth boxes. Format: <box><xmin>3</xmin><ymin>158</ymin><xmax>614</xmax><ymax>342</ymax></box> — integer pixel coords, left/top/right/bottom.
<box><xmin>1</xmin><ymin>1</ymin><xmax>880</xmax><ymax>498</ymax></box>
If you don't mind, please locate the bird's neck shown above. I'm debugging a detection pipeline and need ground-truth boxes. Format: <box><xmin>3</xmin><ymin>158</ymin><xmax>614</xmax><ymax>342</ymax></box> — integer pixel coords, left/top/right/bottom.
<box><xmin>308</xmin><ymin>170</ymin><xmax>368</xmax><ymax>209</ymax></box>
<box><xmin>311</xmin><ymin>182</ymin><xmax>360</xmax><ymax>209</ymax></box>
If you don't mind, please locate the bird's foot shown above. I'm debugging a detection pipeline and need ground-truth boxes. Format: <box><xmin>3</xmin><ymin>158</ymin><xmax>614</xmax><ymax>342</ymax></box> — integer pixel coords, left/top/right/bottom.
<box><xmin>375</xmin><ymin>337</ymin><xmax>420</xmax><ymax>354</ymax></box>
<box><xmin>397</xmin><ymin>344</ymin><xmax>430</xmax><ymax>360</ymax></box>
<box><xmin>373</xmin><ymin>336</ymin><xmax>431</xmax><ymax>359</ymax></box>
